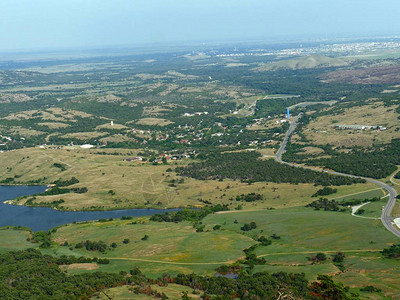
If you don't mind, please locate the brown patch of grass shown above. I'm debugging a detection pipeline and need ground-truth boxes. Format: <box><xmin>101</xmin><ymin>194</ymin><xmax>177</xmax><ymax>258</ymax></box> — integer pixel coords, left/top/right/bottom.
<box><xmin>61</xmin><ymin>263</ymin><xmax>99</xmax><ymax>271</ymax></box>
<box><xmin>321</xmin><ymin>63</ymin><xmax>400</xmax><ymax>84</ymax></box>
<box><xmin>136</xmin><ymin>118</ymin><xmax>173</xmax><ymax>126</ymax></box>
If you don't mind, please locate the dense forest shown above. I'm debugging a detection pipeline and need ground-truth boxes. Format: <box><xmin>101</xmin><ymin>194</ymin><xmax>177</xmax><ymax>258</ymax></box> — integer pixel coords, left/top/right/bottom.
<box><xmin>0</xmin><ymin>248</ymin><xmax>359</xmax><ymax>300</ymax></box>
<box><xmin>283</xmin><ymin>139</ymin><xmax>400</xmax><ymax>179</ymax></box>
<box><xmin>177</xmin><ymin>151</ymin><xmax>364</xmax><ymax>186</ymax></box>
<box><xmin>0</xmin><ymin>249</ymin><xmax>128</xmax><ymax>299</ymax></box>
<box><xmin>174</xmin><ymin>272</ymin><xmax>358</xmax><ymax>299</ymax></box>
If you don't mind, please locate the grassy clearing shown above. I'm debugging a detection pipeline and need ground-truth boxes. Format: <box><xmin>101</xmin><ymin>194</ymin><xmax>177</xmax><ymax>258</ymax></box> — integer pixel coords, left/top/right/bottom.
<box><xmin>52</xmin><ymin>218</ymin><xmax>253</xmax><ymax>264</ymax></box>
<box><xmin>355</xmin><ymin>198</ymin><xmax>388</xmax><ymax>218</ymax></box>
<box><xmin>206</xmin><ymin>207</ymin><xmax>396</xmax><ymax>254</ymax></box>
<box><xmin>94</xmin><ymin>260</ymin><xmax>218</xmax><ymax>279</ymax></box>
<box><xmin>0</xmin><ymin>228</ymin><xmax>35</xmax><ymax>252</ymax></box>
<box><xmin>206</xmin><ymin>207</ymin><xmax>400</xmax><ymax>296</ymax></box>
<box><xmin>94</xmin><ymin>284</ymin><xmax>200</xmax><ymax>300</ymax></box>
<box><xmin>135</xmin><ymin>118</ymin><xmax>173</xmax><ymax>126</ymax></box>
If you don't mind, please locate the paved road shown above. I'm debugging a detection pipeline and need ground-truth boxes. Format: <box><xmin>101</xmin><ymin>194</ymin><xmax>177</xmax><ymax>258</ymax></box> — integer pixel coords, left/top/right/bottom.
<box><xmin>276</xmin><ymin>114</ymin><xmax>400</xmax><ymax>238</ymax></box>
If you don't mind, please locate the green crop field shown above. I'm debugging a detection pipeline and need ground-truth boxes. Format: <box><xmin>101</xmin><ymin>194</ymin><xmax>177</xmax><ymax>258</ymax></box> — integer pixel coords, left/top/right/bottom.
<box><xmin>0</xmin><ymin>228</ymin><xmax>37</xmax><ymax>253</ymax></box>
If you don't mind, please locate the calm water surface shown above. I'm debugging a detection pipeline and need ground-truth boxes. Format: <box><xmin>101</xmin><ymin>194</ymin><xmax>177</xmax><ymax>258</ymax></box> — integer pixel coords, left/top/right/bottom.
<box><xmin>0</xmin><ymin>185</ymin><xmax>178</xmax><ymax>231</ymax></box>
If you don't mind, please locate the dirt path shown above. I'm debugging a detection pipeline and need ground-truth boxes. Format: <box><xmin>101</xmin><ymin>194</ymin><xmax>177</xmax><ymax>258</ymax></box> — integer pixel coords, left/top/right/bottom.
<box><xmin>103</xmin><ymin>249</ymin><xmax>382</xmax><ymax>266</ymax></box>
<box><xmin>41</xmin><ymin>152</ymin><xmax>73</xmax><ymax>167</ymax></box>
<box><xmin>258</xmin><ymin>249</ymin><xmax>381</xmax><ymax>258</ymax></box>
<box><xmin>106</xmin><ymin>257</ymin><xmax>237</xmax><ymax>265</ymax></box>
<box><xmin>328</xmin><ymin>188</ymin><xmax>383</xmax><ymax>200</ymax></box>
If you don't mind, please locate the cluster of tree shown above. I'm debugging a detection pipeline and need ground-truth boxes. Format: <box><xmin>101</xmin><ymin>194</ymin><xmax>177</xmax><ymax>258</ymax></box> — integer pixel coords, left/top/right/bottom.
<box><xmin>131</xmin><ymin>285</ymin><xmax>169</xmax><ymax>299</ymax></box>
<box><xmin>53</xmin><ymin>177</ymin><xmax>79</xmax><ymax>187</ymax></box>
<box><xmin>174</xmin><ymin>271</ymin><xmax>358</xmax><ymax>299</ymax></box>
<box><xmin>381</xmin><ymin>244</ymin><xmax>400</xmax><ymax>258</ymax></box>
<box><xmin>312</xmin><ymin>187</ymin><xmax>337</xmax><ymax>197</ymax></box>
<box><xmin>52</xmin><ymin>163</ymin><xmax>67</xmax><ymax>171</ymax></box>
<box><xmin>75</xmin><ymin>240</ymin><xmax>108</xmax><ymax>253</ymax></box>
<box><xmin>41</xmin><ymin>186</ymin><xmax>88</xmax><ymax>196</ymax></box>
<box><xmin>240</xmin><ymin>221</ymin><xmax>257</xmax><ymax>231</ymax></box>
<box><xmin>55</xmin><ymin>255</ymin><xmax>109</xmax><ymax>265</ymax></box>
<box><xmin>339</xmin><ymin>197</ymin><xmax>381</xmax><ymax>207</ymax></box>
<box><xmin>236</xmin><ymin>193</ymin><xmax>263</xmax><ymax>202</ymax></box>
<box><xmin>332</xmin><ymin>252</ymin><xmax>346</xmax><ymax>263</ymax></box>
<box><xmin>360</xmin><ymin>286</ymin><xmax>382</xmax><ymax>293</ymax></box>
<box><xmin>0</xmin><ymin>177</ymin><xmax>15</xmax><ymax>183</ymax></box>
<box><xmin>309</xmin><ymin>275</ymin><xmax>358</xmax><ymax>300</ymax></box>
<box><xmin>25</xmin><ymin>197</ymin><xmax>65</xmax><ymax>209</ymax></box>
<box><xmin>331</xmin><ymin>252</ymin><xmax>346</xmax><ymax>272</ymax></box>
<box><xmin>177</xmin><ymin>152</ymin><xmax>364</xmax><ymax>186</ymax></box>
<box><xmin>0</xmin><ymin>249</ymin><xmax>130</xmax><ymax>299</ymax></box>
<box><xmin>257</xmin><ymin>235</ymin><xmax>273</xmax><ymax>246</ymax></box>
<box><xmin>150</xmin><ymin>205</ymin><xmax>229</xmax><ymax>223</ymax></box>
<box><xmin>284</xmin><ymin>139</ymin><xmax>400</xmax><ymax>179</ymax></box>
<box><xmin>30</xmin><ymin>231</ymin><xmax>52</xmax><ymax>248</ymax></box>
<box><xmin>306</xmin><ymin>198</ymin><xmax>348</xmax><ymax>212</ymax></box>
<box><xmin>175</xmin><ymin>271</ymin><xmax>308</xmax><ymax>299</ymax></box>
<box><xmin>215</xmin><ymin>264</ymin><xmax>242</xmax><ymax>276</ymax></box>
<box><xmin>309</xmin><ymin>253</ymin><xmax>327</xmax><ymax>263</ymax></box>
<box><xmin>240</xmin><ymin>245</ymin><xmax>267</xmax><ymax>267</ymax></box>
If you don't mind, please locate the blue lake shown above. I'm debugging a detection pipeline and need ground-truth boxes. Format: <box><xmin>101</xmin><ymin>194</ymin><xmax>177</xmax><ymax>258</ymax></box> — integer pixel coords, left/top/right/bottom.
<box><xmin>0</xmin><ymin>185</ymin><xmax>178</xmax><ymax>232</ymax></box>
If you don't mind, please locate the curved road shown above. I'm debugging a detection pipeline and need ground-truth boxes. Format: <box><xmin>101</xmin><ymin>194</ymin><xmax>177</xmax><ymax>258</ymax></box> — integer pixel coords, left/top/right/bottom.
<box><xmin>276</xmin><ymin>114</ymin><xmax>400</xmax><ymax>238</ymax></box>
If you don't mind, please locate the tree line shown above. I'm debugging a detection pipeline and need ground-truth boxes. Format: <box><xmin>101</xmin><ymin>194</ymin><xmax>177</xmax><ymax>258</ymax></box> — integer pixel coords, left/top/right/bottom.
<box><xmin>177</xmin><ymin>151</ymin><xmax>364</xmax><ymax>186</ymax></box>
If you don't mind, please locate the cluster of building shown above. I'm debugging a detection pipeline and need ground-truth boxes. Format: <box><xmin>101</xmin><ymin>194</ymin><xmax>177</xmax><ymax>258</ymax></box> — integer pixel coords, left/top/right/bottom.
<box><xmin>182</xmin><ymin>111</ymin><xmax>209</xmax><ymax>117</ymax></box>
<box><xmin>123</xmin><ymin>150</ymin><xmax>194</xmax><ymax>163</ymax></box>
<box><xmin>334</xmin><ymin>124</ymin><xmax>387</xmax><ymax>131</ymax></box>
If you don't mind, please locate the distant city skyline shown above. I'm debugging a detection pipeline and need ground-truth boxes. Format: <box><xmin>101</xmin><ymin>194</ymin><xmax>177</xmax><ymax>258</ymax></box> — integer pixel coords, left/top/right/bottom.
<box><xmin>1</xmin><ymin>0</ymin><xmax>400</xmax><ymax>51</ymax></box>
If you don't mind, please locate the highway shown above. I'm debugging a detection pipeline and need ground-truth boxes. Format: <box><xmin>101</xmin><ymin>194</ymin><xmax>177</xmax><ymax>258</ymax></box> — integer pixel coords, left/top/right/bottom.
<box><xmin>276</xmin><ymin>114</ymin><xmax>400</xmax><ymax>238</ymax></box>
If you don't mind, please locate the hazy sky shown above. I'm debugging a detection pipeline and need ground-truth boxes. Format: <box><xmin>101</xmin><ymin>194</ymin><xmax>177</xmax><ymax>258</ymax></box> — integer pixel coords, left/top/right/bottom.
<box><xmin>1</xmin><ymin>0</ymin><xmax>400</xmax><ymax>51</ymax></box>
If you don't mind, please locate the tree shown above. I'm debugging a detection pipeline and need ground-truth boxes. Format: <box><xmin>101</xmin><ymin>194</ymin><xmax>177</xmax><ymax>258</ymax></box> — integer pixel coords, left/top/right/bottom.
<box><xmin>309</xmin><ymin>275</ymin><xmax>354</xmax><ymax>299</ymax></box>
<box><xmin>181</xmin><ymin>291</ymin><xmax>190</xmax><ymax>300</ymax></box>
<box><xmin>333</xmin><ymin>252</ymin><xmax>345</xmax><ymax>263</ymax></box>
<box><xmin>213</xmin><ymin>225</ymin><xmax>221</xmax><ymax>231</ymax></box>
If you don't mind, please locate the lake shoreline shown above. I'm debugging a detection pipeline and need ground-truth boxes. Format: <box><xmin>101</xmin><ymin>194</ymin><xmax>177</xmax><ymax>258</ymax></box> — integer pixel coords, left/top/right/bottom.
<box><xmin>0</xmin><ymin>185</ymin><xmax>181</xmax><ymax>231</ymax></box>
<box><xmin>1</xmin><ymin>183</ymin><xmax>189</xmax><ymax>212</ymax></box>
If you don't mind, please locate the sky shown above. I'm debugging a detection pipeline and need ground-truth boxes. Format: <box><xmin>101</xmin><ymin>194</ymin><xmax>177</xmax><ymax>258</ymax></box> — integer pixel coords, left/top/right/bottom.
<box><xmin>1</xmin><ymin>0</ymin><xmax>400</xmax><ymax>51</ymax></box>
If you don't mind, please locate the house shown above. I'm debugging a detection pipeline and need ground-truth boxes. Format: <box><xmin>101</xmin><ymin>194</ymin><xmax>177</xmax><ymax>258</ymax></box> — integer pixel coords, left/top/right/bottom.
<box><xmin>80</xmin><ymin>144</ymin><xmax>94</xmax><ymax>149</ymax></box>
<box><xmin>124</xmin><ymin>157</ymin><xmax>143</xmax><ymax>162</ymax></box>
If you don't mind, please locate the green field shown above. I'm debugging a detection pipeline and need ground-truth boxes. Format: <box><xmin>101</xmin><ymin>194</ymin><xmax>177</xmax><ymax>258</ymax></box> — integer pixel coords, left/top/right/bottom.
<box><xmin>0</xmin><ymin>228</ymin><xmax>36</xmax><ymax>253</ymax></box>
<box><xmin>1</xmin><ymin>186</ymin><xmax>400</xmax><ymax>297</ymax></box>
<box><xmin>0</xmin><ymin>202</ymin><xmax>396</xmax><ymax>297</ymax></box>
<box><xmin>93</xmin><ymin>284</ymin><xmax>200</xmax><ymax>300</ymax></box>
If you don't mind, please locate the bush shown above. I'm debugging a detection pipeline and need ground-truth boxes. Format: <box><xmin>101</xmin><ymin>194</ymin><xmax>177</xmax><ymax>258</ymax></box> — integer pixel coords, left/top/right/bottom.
<box><xmin>213</xmin><ymin>225</ymin><xmax>221</xmax><ymax>231</ymax></box>
<box><xmin>332</xmin><ymin>252</ymin><xmax>345</xmax><ymax>263</ymax></box>
<box><xmin>309</xmin><ymin>252</ymin><xmax>327</xmax><ymax>263</ymax></box>
<box><xmin>241</xmin><ymin>222</ymin><xmax>257</xmax><ymax>231</ymax></box>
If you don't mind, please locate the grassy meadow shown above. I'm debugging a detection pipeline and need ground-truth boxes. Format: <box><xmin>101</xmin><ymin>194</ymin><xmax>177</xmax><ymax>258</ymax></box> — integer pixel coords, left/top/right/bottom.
<box><xmin>1</xmin><ymin>201</ymin><xmax>400</xmax><ymax>297</ymax></box>
<box><xmin>0</xmin><ymin>147</ymin><xmax>378</xmax><ymax>211</ymax></box>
